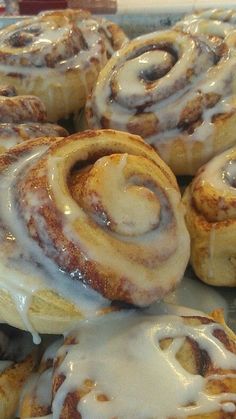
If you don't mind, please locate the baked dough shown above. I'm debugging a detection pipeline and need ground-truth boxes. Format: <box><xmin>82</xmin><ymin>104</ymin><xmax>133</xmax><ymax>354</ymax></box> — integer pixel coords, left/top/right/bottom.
<box><xmin>0</xmin><ymin>9</ymin><xmax>127</xmax><ymax>122</ymax></box>
<box><xmin>183</xmin><ymin>146</ymin><xmax>236</xmax><ymax>286</ymax></box>
<box><xmin>0</xmin><ymin>327</ymin><xmax>37</xmax><ymax>419</ymax></box>
<box><xmin>86</xmin><ymin>25</ymin><xmax>236</xmax><ymax>175</ymax></box>
<box><xmin>0</xmin><ymin>84</ymin><xmax>67</xmax><ymax>153</ymax></box>
<box><xmin>20</xmin><ymin>309</ymin><xmax>236</xmax><ymax>418</ymax></box>
<box><xmin>0</xmin><ymin>130</ymin><xmax>189</xmax><ymax>335</ymax></box>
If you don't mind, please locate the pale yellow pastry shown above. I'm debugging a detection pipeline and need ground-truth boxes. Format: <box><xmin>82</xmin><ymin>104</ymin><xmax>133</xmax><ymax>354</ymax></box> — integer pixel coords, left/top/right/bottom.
<box><xmin>86</xmin><ymin>25</ymin><xmax>236</xmax><ymax>175</ymax></box>
<box><xmin>20</xmin><ymin>309</ymin><xmax>236</xmax><ymax>418</ymax></box>
<box><xmin>0</xmin><ymin>326</ymin><xmax>37</xmax><ymax>419</ymax></box>
<box><xmin>183</xmin><ymin>146</ymin><xmax>236</xmax><ymax>287</ymax></box>
<box><xmin>0</xmin><ymin>9</ymin><xmax>127</xmax><ymax>123</ymax></box>
<box><xmin>0</xmin><ymin>129</ymin><xmax>189</xmax><ymax>337</ymax></box>
<box><xmin>0</xmin><ymin>85</ymin><xmax>68</xmax><ymax>153</ymax></box>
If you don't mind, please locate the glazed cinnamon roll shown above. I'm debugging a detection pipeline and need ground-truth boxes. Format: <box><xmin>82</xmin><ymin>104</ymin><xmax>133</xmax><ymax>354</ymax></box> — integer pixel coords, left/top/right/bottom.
<box><xmin>0</xmin><ymin>9</ymin><xmax>127</xmax><ymax>123</ymax></box>
<box><xmin>0</xmin><ymin>129</ymin><xmax>189</xmax><ymax>337</ymax></box>
<box><xmin>183</xmin><ymin>146</ymin><xmax>236</xmax><ymax>287</ymax></box>
<box><xmin>175</xmin><ymin>8</ymin><xmax>236</xmax><ymax>41</ymax></box>
<box><xmin>19</xmin><ymin>338</ymin><xmax>63</xmax><ymax>419</ymax></box>
<box><xmin>86</xmin><ymin>27</ymin><xmax>236</xmax><ymax>175</ymax></box>
<box><xmin>39</xmin><ymin>9</ymin><xmax>128</xmax><ymax>60</ymax></box>
<box><xmin>0</xmin><ymin>326</ymin><xmax>37</xmax><ymax>419</ymax></box>
<box><xmin>0</xmin><ymin>85</ymin><xmax>68</xmax><ymax>153</ymax></box>
<box><xmin>20</xmin><ymin>309</ymin><xmax>236</xmax><ymax>419</ymax></box>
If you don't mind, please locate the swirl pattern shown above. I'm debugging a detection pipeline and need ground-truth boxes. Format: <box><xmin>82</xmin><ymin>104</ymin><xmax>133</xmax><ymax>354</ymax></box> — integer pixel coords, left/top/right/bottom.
<box><xmin>0</xmin><ymin>85</ymin><xmax>46</xmax><ymax>123</ymax></box>
<box><xmin>0</xmin><ymin>9</ymin><xmax>127</xmax><ymax>122</ymax></box>
<box><xmin>87</xmin><ymin>27</ymin><xmax>236</xmax><ymax>175</ymax></box>
<box><xmin>20</xmin><ymin>310</ymin><xmax>236</xmax><ymax>419</ymax></box>
<box><xmin>175</xmin><ymin>8</ymin><xmax>236</xmax><ymax>41</ymax></box>
<box><xmin>0</xmin><ymin>84</ymin><xmax>68</xmax><ymax>153</ymax></box>
<box><xmin>12</xmin><ymin>129</ymin><xmax>189</xmax><ymax>306</ymax></box>
<box><xmin>183</xmin><ymin>146</ymin><xmax>236</xmax><ymax>286</ymax></box>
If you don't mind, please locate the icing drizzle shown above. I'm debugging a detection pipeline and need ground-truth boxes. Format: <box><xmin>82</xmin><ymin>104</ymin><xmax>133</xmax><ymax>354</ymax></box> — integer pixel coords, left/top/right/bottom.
<box><xmin>50</xmin><ymin>310</ymin><xmax>236</xmax><ymax>418</ymax></box>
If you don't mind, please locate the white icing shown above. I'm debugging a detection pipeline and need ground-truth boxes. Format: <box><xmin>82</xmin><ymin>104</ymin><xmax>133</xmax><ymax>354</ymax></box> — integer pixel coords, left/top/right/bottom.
<box><xmin>224</xmin><ymin>158</ymin><xmax>236</xmax><ymax>186</ymax></box>
<box><xmin>0</xmin><ymin>122</ymin><xmax>66</xmax><ymax>152</ymax></box>
<box><xmin>50</xmin><ymin>311</ymin><xmax>236</xmax><ymax>419</ymax></box>
<box><xmin>199</xmin><ymin>9</ymin><xmax>236</xmax><ymax>22</ymax></box>
<box><xmin>87</xmin><ymin>25</ymin><xmax>236</xmax><ymax>169</ymax></box>
<box><xmin>34</xmin><ymin>27</ymin><xmax>68</xmax><ymax>46</ymax></box>
<box><xmin>222</xmin><ymin>402</ymin><xmax>236</xmax><ymax>413</ymax></box>
<box><xmin>189</xmin><ymin>96</ymin><xmax>235</xmax><ymax>143</ymax></box>
<box><xmin>0</xmin><ymin>146</ymin><xmax>111</xmax><ymax>341</ymax></box>
<box><xmin>114</xmin><ymin>50</ymin><xmax>175</xmax><ymax>107</ymax></box>
<box><xmin>35</xmin><ymin>368</ymin><xmax>53</xmax><ymax>407</ymax></box>
<box><xmin>0</xmin><ymin>95</ymin><xmax>230</xmax><ymax>352</ymax></box>
<box><xmin>42</xmin><ymin>338</ymin><xmax>64</xmax><ymax>363</ymax></box>
<box><xmin>0</xmin><ymin>16</ymin><xmax>107</xmax><ymax>73</ymax></box>
<box><xmin>0</xmin><ymin>133</ymin><xmax>21</xmax><ymax>149</ymax></box>
<box><xmin>175</xmin><ymin>13</ymin><xmax>235</xmax><ymax>38</ymax></box>
<box><xmin>45</xmin><ymin>138</ymin><xmax>189</xmax><ymax>306</ymax></box>
<box><xmin>80</xmin><ymin>153</ymin><xmax>161</xmax><ymax>236</ymax></box>
<box><xmin>191</xmin><ymin>146</ymin><xmax>236</xmax><ymax>227</ymax></box>
<box><xmin>199</xmin><ymin>147</ymin><xmax>236</xmax><ymax>194</ymax></box>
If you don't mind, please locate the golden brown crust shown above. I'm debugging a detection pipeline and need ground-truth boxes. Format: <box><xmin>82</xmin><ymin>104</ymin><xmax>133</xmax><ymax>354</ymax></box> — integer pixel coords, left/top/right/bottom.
<box><xmin>0</xmin><ymin>10</ymin><xmax>127</xmax><ymax>122</ymax></box>
<box><xmin>0</xmin><ymin>94</ymin><xmax>46</xmax><ymax>123</ymax></box>
<box><xmin>0</xmin><ymin>130</ymin><xmax>188</xmax><ymax>334</ymax></box>
<box><xmin>175</xmin><ymin>8</ymin><xmax>236</xmax><ymax>44</ymax></box>
<box><xmin>0</xmin><ymin>325</ymin><xmax>38</xmax><ymax>419</ymax></box>
<box><xmin>55</xmin><ymin>316</ymin><xmax>236</xmax><ymax>419</ymax></box>
<box><xmin>0</xmin><ymin>354</ymin><xmax>36</xmax><ymax>419</ymax></box>
<box><xmin>182</xmin><ymin>147</ymin><xmax>236</xmax><ymax>286</ymax></box>
<box><xmin>86</xmin><ymin>25</ymin><xmax>236</xmax><ymax>175</ymax></box>
<box><xmin>20</xmin><ymin>312</ymin><xmax>236</xmax><ymax>419</ymax></box>
<box><xmin>39</xmin><ymin>8</ymin><xmax>128</xmax><ymax>58</ymax></box>
<box><xmin>12</xmin><ymin>129</ymin><xmax>189</xmax><ymax>306</ymax></box>
<box><xmin>0</xmin><ymin>136</ymin><xmax>84</xmax><ymax>335</ymax></box>
<box><xmin>20</xmin><ymin>348</ymin><xmax>53</xmax><ymax>418</ymax></box>
<box><xmin>0</xmin><ymin>84</ymin><xmax>68</xmax><ymax>153</ymax></box>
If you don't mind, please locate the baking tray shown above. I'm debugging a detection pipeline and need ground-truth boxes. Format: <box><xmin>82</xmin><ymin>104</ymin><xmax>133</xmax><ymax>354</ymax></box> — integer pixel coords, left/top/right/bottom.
<box><xmin>0</xmin><ymin>9</ymin><xmax>235</xmax><ymax>333</ymax></box>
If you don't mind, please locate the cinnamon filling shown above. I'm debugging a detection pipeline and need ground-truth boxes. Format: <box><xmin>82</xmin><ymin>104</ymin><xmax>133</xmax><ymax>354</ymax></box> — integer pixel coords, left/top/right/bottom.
<box><xmin>68</xmin><ymin>154</ymin><xmax>162</xmax><ymax>236</ymax></box>
<box><xmin>8</xmin><ymin>28</ymin><xmax>41</xmax><ymax>48</ymax></box>
<box><xmin>140</xmin><ymin>52</ymin><xmax>175</xmax><ymax>83</ymax></box>
<box><xmin>130</xmin><ymin>42</ymin><xmax>179</xmax><ymax>62</ymax></box>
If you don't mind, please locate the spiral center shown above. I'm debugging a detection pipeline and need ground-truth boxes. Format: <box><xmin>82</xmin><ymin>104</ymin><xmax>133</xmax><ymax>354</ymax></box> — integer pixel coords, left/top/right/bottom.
<box><xmin>222</xmin><ymin>159</ymin><xmax>236</xmax><ymax>187</ymax></box>
<box><xmin>8</xmin><ymin>25</ymin><xmax>42</xmax><ymax>48</ymax></box>
<box><xmin>75</xmin><ymin>154</ymin><xmax>161</xmax><ymax>236</ymax></box>
<box><xmin>139</xmin><ymin>50</ymin><xmax>175</xmax><ymax>83</ymax></box>
<box><xmin>111</xmin><ymin>50</ymin><xmax>175</xmax><ymax>108</ymax></box>
<box><xmin>8</xmin><ymin>30</ymin><xmax>34</xmax><ymax>48</ymax></box>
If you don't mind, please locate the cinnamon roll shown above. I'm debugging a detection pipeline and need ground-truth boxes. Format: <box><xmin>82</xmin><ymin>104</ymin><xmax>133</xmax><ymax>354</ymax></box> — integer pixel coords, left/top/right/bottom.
<box><xmin>86</xmin><ymin>27</ymin><xmax>236</xmax><ymax>175</ymax></box>
<box><xmin>20</xmin><ymin>309</ymin><xmax>236</xmax><ymax>418</ymax></box>
<box><xmin>39</xmin><ymin>9</ymin><xmax>128</xmax><ymax>60</ymax></box>
<box><xmin>0</xmin><ymin>129</ymin><xmax>189</xmax><ymax>337</ymax></box>
<box><xmin>0</xmin><ymin>9</ymin><xmax>127</xmax><ymax>123</ymax></box>
<box><xmin>175</xmin><ymin>8</ymin><xmax>236</xmax><ymax>41</ymax></box>
<box><xmin>183</xmin><ymin>146</ymin><xmax>236</xmax><ymax>287</ymax></box>
<box><xmin>0</xmin><ymin>326</ymin><xmax>37</xmax><ymax>419</ymax></box>
<box><xmin>0</xmin><ymin>85</ymin><xmax>68</xmax><ymax>153</ymax></box>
